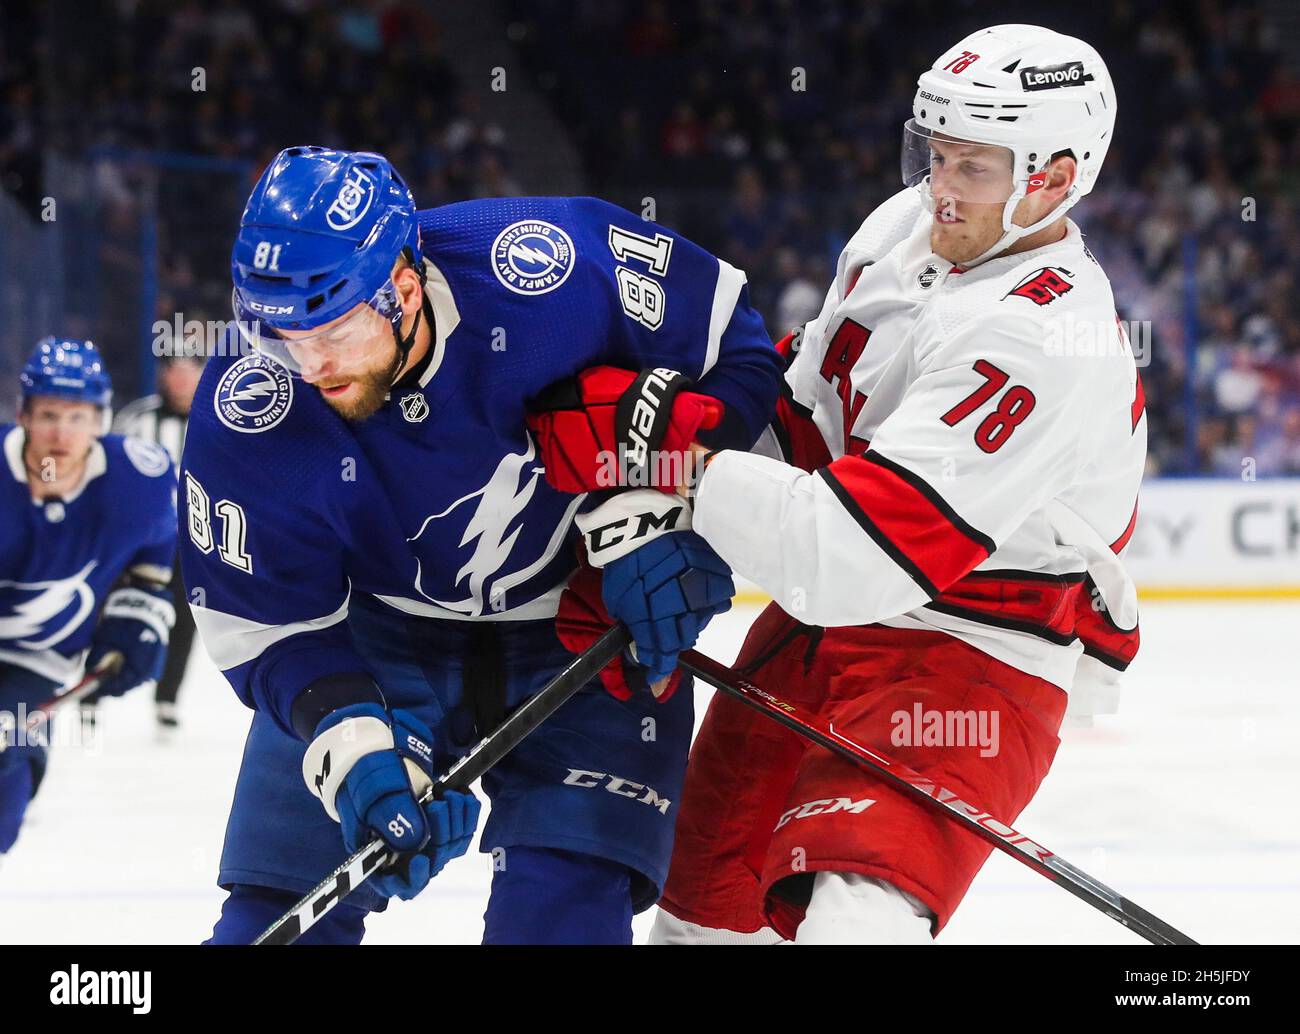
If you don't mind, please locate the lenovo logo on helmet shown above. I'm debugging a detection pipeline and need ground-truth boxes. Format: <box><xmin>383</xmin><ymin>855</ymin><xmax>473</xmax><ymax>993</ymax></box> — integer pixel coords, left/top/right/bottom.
<box><xmin>326</xmin><ymin>167</ymin><xmax>376</xmax><ymax>231</ymax></box>
<box><xmin>1019</xmin><ymin>61</ymin><xmax>1094</xmax><ymax>91</ymax></box>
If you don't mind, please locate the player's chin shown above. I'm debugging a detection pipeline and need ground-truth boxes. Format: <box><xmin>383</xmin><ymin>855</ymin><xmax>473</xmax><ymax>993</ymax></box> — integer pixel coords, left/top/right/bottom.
<box><xmin>318</xmin><ymin>381</ymin><xmax>385</xmax><ymax>422</ymax></box>
<box><xmin>930</xmin><ymin>226</ymin><xmax>984</xmax><ymax>266</ymax></box>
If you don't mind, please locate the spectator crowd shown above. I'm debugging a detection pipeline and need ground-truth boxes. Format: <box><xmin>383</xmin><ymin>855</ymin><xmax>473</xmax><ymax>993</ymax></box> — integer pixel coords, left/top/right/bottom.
<box><xmin>4</xmin><ymin>0</ymin><xmax>1298</xmax><ymax>474</ymax></box>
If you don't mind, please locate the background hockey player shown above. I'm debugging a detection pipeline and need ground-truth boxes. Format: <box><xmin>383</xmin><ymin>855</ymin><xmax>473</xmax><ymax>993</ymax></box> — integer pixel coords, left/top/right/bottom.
<box><xmin>0</xmin><ymin>338</ymin><xmax>177</xmax><ymax>854</ymax></box>
<box><xmin>531</xmin><ymin>24</ymin><xmax>1146</xmax><ymax>944</ymax></box>
<box><xmin>115</xmin><ymin>348</ymin><xmax>205</xmax><ymax>738</ymax></box>
<box><xmin>180</xmin><ymin>147</ymin><xmax>782</xmax><ymax>944</ymax></box>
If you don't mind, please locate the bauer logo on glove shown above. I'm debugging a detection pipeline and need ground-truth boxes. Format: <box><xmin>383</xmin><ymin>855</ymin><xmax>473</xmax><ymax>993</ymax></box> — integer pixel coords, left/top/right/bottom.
<box><xmin>525</xmin><ymin>365</ymin><xmax>725</xmax><ymax>494</ymax></box>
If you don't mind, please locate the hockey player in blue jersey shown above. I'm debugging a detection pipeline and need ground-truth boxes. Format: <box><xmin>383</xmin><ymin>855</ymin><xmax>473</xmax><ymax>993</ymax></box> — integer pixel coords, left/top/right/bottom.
<box><xmin>0</xmin><ymin>338</ymin><xmax>178</xmax><ymax>854</ymax></box>
<box><xmin>182</xmin><ymin>146</ymin><xmax>783</xmax><ymax>944</ymax></box>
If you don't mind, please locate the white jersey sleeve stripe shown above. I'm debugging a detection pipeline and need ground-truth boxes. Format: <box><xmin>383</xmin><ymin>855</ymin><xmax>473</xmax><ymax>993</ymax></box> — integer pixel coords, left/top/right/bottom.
<box><xmin>191</xmin><ymin>592</ymin><xmax>350</xmax><ymax>670</ymax></box>
<box><xmin>701</xmin><ymin>259</ymin><xmax>748</xmax><ymax>379</ymax></box>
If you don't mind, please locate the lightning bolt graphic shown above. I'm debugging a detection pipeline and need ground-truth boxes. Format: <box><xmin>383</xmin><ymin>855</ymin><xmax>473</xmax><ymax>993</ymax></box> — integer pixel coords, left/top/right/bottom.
<box><xmin>227</xmin><ymin>381</ymin><xmax>276</xmax><ymax>403</ymax></box>
<box><xmin>0</xmin><ymin>560</ymin><xmax>98</xmax><ymax>649</ymax></box>
<box><xmin>508</xmin><ymin>242</ymin><xmax>558</xmax><ymax>272</ymax></box>
<box><xmin>406</xmin><ymin>442</ymin><xmax>543</xmax><ymax>616</ymax></box>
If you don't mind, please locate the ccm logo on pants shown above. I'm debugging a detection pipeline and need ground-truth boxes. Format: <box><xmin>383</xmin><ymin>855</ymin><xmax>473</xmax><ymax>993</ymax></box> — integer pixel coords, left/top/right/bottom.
<box><xmin>775</xmin><ymin>797</ymin><xmax>875</xmax><ymax>830</ymax></box>
<box><xmin>563</xmin><ymin>769</ymin><xmax>672</xmax><ymax>814</ymax></box>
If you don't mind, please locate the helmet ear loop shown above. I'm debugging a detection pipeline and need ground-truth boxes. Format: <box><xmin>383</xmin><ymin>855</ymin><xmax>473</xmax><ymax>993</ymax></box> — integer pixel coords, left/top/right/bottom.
<box><xmin>402</xmin><ymin>247</ymin><xmax>427</xmax><ymax>286</ymax></box>
<box><xmin>387</xmin><ymin>291</ymin><xmax>433</xmax><ymax>385</ymax></box>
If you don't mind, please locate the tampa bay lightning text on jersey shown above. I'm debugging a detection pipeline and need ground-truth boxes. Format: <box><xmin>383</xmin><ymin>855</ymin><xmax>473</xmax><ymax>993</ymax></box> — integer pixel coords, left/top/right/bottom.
<box><xmin>180</xmin><ymin>196</ymin><xmax>782</xmax><ymax>735</ymax></box>
<box><xmin>0</xmin><ymin>428</ymin><xmax>177</xmax><ymax>683</ymax></box>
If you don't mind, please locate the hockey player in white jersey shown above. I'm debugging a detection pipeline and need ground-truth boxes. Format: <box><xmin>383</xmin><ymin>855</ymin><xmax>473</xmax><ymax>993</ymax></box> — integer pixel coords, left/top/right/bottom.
<box><xmin>531</xmin><ymin>24</ymin><xmax>1146</xmax><ymax>943</ymax></box>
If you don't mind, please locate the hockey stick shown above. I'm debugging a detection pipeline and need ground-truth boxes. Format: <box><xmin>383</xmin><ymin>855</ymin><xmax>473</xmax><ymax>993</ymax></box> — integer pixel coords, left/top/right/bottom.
<box><xmin>678</xmin><ymin>648</ymin><xmax>1199</xmax><ymax>946</ymax></box>
<box><xmin>0</xmin><ymin>652</ymin><xmax>122</xmax><ymax>754</ymax></box>
<box><xmin>254</xmin><ymin>623</ymin><xmax>632</xmax><ymax>945</ymax></box>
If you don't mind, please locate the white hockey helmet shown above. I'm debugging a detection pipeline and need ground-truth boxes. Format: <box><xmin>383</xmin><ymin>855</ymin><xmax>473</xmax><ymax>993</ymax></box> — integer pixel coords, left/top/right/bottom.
<box><xmin>903</xmin><ymin>24</ymin><xmax>1116</xmax><ymax>264</ymax></box>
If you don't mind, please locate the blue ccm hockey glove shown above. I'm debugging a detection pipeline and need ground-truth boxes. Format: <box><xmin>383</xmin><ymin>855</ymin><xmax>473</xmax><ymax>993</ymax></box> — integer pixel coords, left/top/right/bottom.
<box><xmin>85</xmin><ymin>582</ymin><xmax>175</xmax><ymax>699</ymax></box>
<box><xmin>302</xmin><ymin>703</ymin><xmax>480</xmax><ymax>900</ymax></box>
<box><xmin>601</xmin><ymin>530</ymin><xmax>734</xmax><ymax>684</ymax></box>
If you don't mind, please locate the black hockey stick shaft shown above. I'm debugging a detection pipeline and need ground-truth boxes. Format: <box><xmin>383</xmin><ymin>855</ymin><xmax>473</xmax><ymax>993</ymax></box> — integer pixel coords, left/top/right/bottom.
<box><xmin>254</xmin><ymin>624</ymin><xmax>632</xmax><ymax>945</ymax></box>
<box><xmin>0</xmin><ymin>652</ymin><xmax>122</xmax><ymax>753</ymax></box>
<box><xmin>679</xmin><ymin>648</ymin><xmax>1198</xmax><ymax>946</ymax></box>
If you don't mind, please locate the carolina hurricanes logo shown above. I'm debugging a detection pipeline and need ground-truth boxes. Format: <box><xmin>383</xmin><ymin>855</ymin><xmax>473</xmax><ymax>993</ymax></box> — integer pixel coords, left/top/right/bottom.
<box><xmin>1005</xmin><ymin>267</ymin><xmax>1075</xmax><ymax>306</ymax></box>
<box><xmin>491</xmin><ymin>220</ymin><xmax>576</xmax><ymax>295</ymax></box>
<box><xmin>0</xmin><ymin>561</ymin><xmax>99</xmax><ymax>650</ymax></box>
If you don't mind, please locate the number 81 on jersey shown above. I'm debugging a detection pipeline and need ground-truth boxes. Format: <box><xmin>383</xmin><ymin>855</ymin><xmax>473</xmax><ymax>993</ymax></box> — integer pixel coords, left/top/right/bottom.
<box><xmin>185</xmin><ymin>472</ymin><xmax>254</xmax><ymax>574</ymax></box>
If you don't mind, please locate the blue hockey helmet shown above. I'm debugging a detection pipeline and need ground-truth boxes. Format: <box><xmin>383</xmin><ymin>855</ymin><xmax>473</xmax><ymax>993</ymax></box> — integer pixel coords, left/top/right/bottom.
<box><xmin>231</xmin><ymin>146</ymin><xmax>424</xmax><ymax>374</ymax></box>
<box><xmin>19</xmin><ymin>337</ymin><xmax>113</xmax><ymax>409</ymax></box>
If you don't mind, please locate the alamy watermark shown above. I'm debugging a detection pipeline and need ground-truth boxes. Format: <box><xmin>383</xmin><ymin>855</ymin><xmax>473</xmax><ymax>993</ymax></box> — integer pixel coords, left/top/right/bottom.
<box><xmin>890</xmin><ymin>703</ymin><xmax>1000</xmax><ymax>757</ymax></box>
<box><xmin>151</xmin><ymin>314</ymin><xmax>263</xmax><ymax>359</ymax></box>
<box><xmin>594</xmin><ymin>446</ymin><xmax>706</xmax><ymax>490</ymax></box>
<box><xmin>0</xmin><ymin>705</ymin><xmax>103</xmax><ymax>755</ymax></box>
<box><xmin>1044</xmin><ymin>314</ymin><xmax>1152</xmax><ymax>368</ymax></box>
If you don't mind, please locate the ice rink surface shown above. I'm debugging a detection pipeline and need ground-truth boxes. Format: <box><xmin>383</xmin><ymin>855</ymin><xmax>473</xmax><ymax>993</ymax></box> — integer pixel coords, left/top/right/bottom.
<box><xmin>2</xmin><ymin>599</ymin><xmax>1296</xmax><ymax>945</ymax></box>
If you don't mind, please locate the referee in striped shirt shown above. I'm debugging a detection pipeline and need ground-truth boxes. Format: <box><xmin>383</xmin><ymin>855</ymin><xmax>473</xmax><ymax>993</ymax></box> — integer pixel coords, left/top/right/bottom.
<box><xmin>113</xmin><ymin>353</ymin><xmax>204</xmax><ymax>738</ymax></box>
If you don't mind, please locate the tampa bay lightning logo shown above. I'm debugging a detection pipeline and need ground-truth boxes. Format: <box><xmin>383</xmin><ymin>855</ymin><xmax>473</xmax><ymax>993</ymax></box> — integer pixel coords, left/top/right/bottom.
<box><xmin>124</xmin><ymin>437</ymin><xmax>170</xmax><ymax>477</ymax></box>
<box><xmin>215</xmin><ymin>355</ymin><xmax>294</xmax><ymax>433</ymax></box>
<box><xmin>491</xmin><ymin>220</ymin><xmax>575</xmax><ymax>295</ymax></box>
<box><xmin>0</xmin><ymin>561</ymin><xmax>98</xmax><ymax>650</ymax></box>
<box><xmin>404</xmin><ymin>439</ymin><xmax>580</xmax><ymax>617</ymax></box>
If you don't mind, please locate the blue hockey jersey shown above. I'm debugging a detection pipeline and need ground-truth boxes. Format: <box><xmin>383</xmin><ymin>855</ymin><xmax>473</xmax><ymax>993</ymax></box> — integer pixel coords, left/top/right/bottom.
<box><xmin>0</xmin><ymin>426</ymin><xmax>178</xmax><ymax>684</ymax></box>
<box><xmin>180</xmin><ymin>196</ymin><xmax>783</xmax><ymax>736</ymax></box>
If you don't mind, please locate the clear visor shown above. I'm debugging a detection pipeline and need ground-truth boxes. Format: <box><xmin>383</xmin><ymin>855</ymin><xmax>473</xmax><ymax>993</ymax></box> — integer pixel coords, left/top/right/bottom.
<box><xmin>231</xmin><ymin>279</ymin><xmax>403</xmax><ymax>379</ymax></box>
<box><xmin>22</xmin><ymin>400</ymin><xmax>106</xmax><ymax>436</ymax></box>
<box><xmin>902</xmin><ymin>119</ymin><xmax>1020</xmax><ymax>207</ymax></box>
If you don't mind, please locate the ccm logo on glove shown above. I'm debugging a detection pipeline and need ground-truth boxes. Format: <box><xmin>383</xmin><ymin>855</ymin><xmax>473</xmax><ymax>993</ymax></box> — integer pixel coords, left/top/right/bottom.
<box><xmin>577</xmin><ymin>490</ymin><xmax>692</xmax><ymax>567</ymax></box>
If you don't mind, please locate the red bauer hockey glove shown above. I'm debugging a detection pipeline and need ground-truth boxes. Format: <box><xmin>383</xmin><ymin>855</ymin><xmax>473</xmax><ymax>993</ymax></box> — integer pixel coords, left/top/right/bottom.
<box><xmin>555</xmin><ymin>562</ymin><xmax>683</xmax><ymax>702</ymax></box>
<box><xmin>526</xmin><ymin>366</ymin><xmax>725</xmax><ymax>494</ymax></box>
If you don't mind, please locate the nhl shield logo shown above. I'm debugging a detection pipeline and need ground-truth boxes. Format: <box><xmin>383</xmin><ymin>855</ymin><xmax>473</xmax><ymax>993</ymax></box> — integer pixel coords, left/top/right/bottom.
<box><xmin>399</xmin><ymin>393</ymin><xmax>429</xmax><ymax>423</ymax></box>
<box><xmin>491</xmin><ymin>220</ymin><xmax>576</xmax><ymax>295</ymax></box>
<box><xmin>918</xmin><ymin>264</ymin><xmax>940</xmax><ymax>290</ymax></box>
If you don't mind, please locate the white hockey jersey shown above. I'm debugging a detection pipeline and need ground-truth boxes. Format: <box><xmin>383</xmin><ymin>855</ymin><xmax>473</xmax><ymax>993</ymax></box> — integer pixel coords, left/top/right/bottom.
<box><xmin>693</xmin><ymin>189</ymin><xmax>1146</xmax><ymax>717</ymax></box>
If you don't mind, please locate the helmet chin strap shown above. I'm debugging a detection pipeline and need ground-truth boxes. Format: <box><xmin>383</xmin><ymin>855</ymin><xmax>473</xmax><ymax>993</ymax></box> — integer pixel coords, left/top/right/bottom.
<box><xmin>917</xmin><ymin>180</ymin><xmax>1081</xmax><ymax>268</ymax></box>
<box><xmin>964</xmin><ymin>184</ymin><xmax>1082</xmax><ymax>268</ymax></box>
